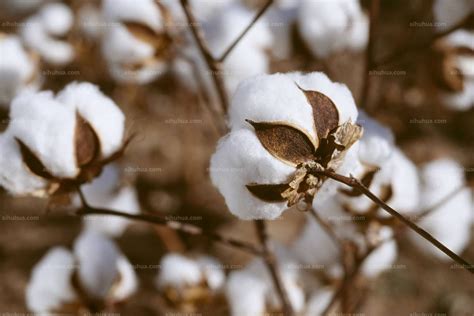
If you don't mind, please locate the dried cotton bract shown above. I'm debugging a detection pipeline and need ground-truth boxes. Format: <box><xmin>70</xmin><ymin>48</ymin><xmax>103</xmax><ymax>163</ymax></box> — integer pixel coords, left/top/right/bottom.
<box><xmin>297</xmin><ymin>0</ymin><xmax>369</xmax><ymax>58</ymax></box>
<box><xmin>156</xmin><ymin>253</ymin><xmax>225</xmax><ymax>311</ymax></box>
<box><xmin>210</xmin><ymin>72</ymin><xmax>361</xmax><ymax>220</ymax></box>
<box><xmin>21</xmin><ymin>3</ymin><xmax>75</xmax><ymax>65</ymax></box>
<box><xmin>26</xmin><ymin>230</ymin><xmax>137</xmax><ymax>314</ymax></box>
<box><xmin>101</xmin><ymin>0</ymin><xmax>173</xmax><ymax>84</ymax></box>
<box><xmin>0</xmin><ymin>82</ymin><xmax>125</xmax><ymax>198</ymax></box>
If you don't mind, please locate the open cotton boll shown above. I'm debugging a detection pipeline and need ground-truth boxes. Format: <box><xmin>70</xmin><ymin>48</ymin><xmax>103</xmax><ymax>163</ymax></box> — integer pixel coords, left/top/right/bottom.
<box><xmin>57</xmin><ymin>82</ymin><xmax>125</xmax><ymax>158</ymax></box>
<box><xmin>433</xmin><ymin>0</ymin><xmax>474</xmax><ymax>31</ymax></box>
<box><xmin>26</xmin><ymin>247</ymin><xmax>78</xmax><ymax>313</ymax></box>
<box><xmin>21</xmin><ymin>3</ymin><xmax>74</xmax><ymax>65</ymax></box>
<box><xmin>196</xmin><ymin>256</ymin><xmax>225</xmax><ymax>291</ymax></box>
<box><xmin>73</xmin><ymin>230</ymin><xmax>121</xmax><ymax>299</ymax></box>
<box><xmin>0</xmin><ymin>132</ymin><xmax>47</xmax><ymax>196</ymax></box>
<box><xmin>7</xmin><ymin>90</ymin><xmax>78</xmax><ymax>178</ymax></box>
<box><xmin>298</xmin><ymin>0</ymin><xmax>368</xmax><ymax>58</ymax></box>
<box><xmin>110</xmin><ymin>256</ymin><xmax>139</xmax><ymax>302</ymax></box>
<box><xmin>0</xmin><ymin>35</ymin><xmax>39</xmax><ymax>106</ymax></box>
<box><xmin>229</xmin><ymin>72</ymin><xmax>358</xmax><ymax>133</ymax></box>
<box><xmin>361</xmin><ymin>227</ymin><xmax>398</xmax><ymax>277</ymax></box>
<box><xmin>409</xmin><ymin>159</ymin><xmax>473</xmax><ymax>259</ymax></box>
<box><xmin>210</xmin><ymin>129</ymin><xmax>294</xmax><ymax>220</ymax></box>
<box><xmin>103</xmin><ymin>0</ymin><xmax>164</xmax><ymax>32</ymax></box>
<box><xmin>156</xmin><ymin>253</ymin><xmax>204</xmax><ymax>290</ymax></box>
<box><xmin>226</xmin><ymin>269</ymin><xmax>268</xmax><ymax>316</ymax></box>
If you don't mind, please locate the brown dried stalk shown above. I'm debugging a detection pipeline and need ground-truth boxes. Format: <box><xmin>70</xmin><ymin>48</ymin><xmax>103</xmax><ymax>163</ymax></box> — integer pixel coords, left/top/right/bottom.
<box><xmin>76</xmin><ymin>188</ymin><xmax>263</xmax><ymax>256</ymax></box>
<box><xmin>179</xmin><ymin>0</ymin><xmax>229</xmax><ymax>112</ymax></box>
<box><xmin>218</xmin><ymin>0</ymin><xmax>274</xmax><ymax>62</ymax></box>
<box><xmin>359</xmin><ymin>0</ymin><xmax>380</xmax><ymax>110</ymax></box>
<box><xmin>255</xmin><ymin>220</ymin><xmax>294</xmax><ymax>316</ymax></box>
<box><xmin>313</xmin><ymin>169</ymin><xmax>474</xmax><ymax>274</ymax></box>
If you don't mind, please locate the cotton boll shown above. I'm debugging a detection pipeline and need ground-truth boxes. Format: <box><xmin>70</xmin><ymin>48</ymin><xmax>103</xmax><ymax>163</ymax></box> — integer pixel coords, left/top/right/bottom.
<box><xmin>57</xmin><ymin>82</ymin><xmax>125</xmax><ymax>158</ymax></box>
<box><xmin>21</xmin><ymin>3</ymin><xmax>74</xmax><ymax>65</ymax></box>
<box><xmin>7</xmin><ymin>90</ymin><xmax>78</xmax><ymax>178</ymax></box>
<box><xmin>156</xmin><ymin>253</ymin><xmax>203</xmax><ymax>290</ymax></box>
<box><xmin>0</xmin><ymin>132</ymin><xmax>47</xmax><ymax>196</ymax></box>
<box><xmin>196</xmin><ymin>256</ymin><xmax>225</xmax><ymax>291</ymax></box>
<box><xmin>26</xmin><ymin>247</ymin><xmax>78</xmax><ymax>313</ymax></box>
<box><xmin>0</xmin><ymin>35</ymin><xmax>39</xmax><ymax>106</ymax></box>
<box><xmin>357</xmin><ymin>111</ymin><xmax>395</xmax><ymax>167</ymax></box>
<box><xmin>103</xmin><ymin>0</ymin><xmax>165</xmax><ymax>32</ymax></box>
<box><xmin>305</xmin><ymin>288</ymin><xmax>334</xmax><ymax>316</ymax></box>
<box><xmin>110</xmin><ymin>256</ymin><xmax>138</xmax><ymax>302</ymax></box>
<box><xmin>361</xmin><ymin>228</ymin><xmax>398</xmax><ymax>278</ymax></box>
<box><xmin>409</xmin><ymin>159</ymin><xmax>473</xmax><ymax>259</ymax></box>
<box><xmin>210</xmin><ymin>129</ymin><xmax>294</xmax><ymax>220</ymax></box>
<box><xmin>433</xmin><ymin>0</ymin><xmax>474</xmax><ymax>31</ymax></box>
<box><xmin>266</xmin><ymin>1</ymin><xmax>299</xmax><ymax>59</ymax></box>
<box><xmin>73</xmin><ymin>230</ymin><xmax>121</xmax><ymax>299</ymax></box>
<box><xmin>226</xmin><ymin>270</ymin><xmax>267</xmax><ymax>316</ymax></box>
<box><xmin>298</xmin><ymin>0</ymin><xmax>368</xmax><ymax>58</ymax></box>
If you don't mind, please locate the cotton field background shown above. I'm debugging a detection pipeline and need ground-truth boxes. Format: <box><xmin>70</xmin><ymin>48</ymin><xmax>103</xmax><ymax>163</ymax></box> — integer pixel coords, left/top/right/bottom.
<box><xmin>0</xmin><ymin>0</ymin><xmax>473</xmax><ymax>315</ymax></box>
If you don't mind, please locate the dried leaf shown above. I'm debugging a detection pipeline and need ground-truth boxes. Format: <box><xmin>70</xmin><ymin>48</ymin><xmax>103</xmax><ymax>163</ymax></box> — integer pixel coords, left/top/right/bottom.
<box><xmin>327</xmin><ymin>122</ymin><xmax>363</xmax><ymax>170</ymax></box>
<box><xmin>75</xmin><ymin>114</ymin><xmax>100</xmax><ymax>167</ymax></box>
<box><xmin>16</xmin><ymin>138</ymin><xmax>55</xmax><ymax>179</ymax></box>
<box><xmin>296</xmin><ymin>84</ymin><xmax>339</xmax><ymax>139</ymax></box>
<box><xmin>247</xmin><ymin>120</ymin><xmax>317</xmax><ymax>166</ymax></box>
<box><xmin>246</xmin><ymin>183</ymin><xmax>289</xmax><ymax>202</ymax></box>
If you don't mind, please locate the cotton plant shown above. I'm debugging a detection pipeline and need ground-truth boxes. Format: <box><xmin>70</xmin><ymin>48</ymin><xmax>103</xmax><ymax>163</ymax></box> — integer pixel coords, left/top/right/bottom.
<box><xmin>408</xmin><ymin>158</ymin><xmax>473</xmax><ymax>260</ymax></box>
<box><xmin>210</xmin><ymin>72</ymin><xmax>361</xmax><ymax>220</ymax></box>
<box><xmin>80</xmin><ymin>164</ymin><xmax>140</xmax><ymax>237</ymax></box>
<box><xmin>101</xmin><ymin>0</ymin><xmax>174</xmax><ymax>84</ymax></box>
<box><xmin>26</xmin><ymin>230</ymin><xmax>137</xmax><ymax>314</ymax></box>
<box><xmin>0</xmin><ymin>82</ymin><xmax>126</xmax><ymax>199</ymax></box>
<box><xmin>21</xmin><ymin>2</ymin><xmax>75</xmax><ymax>65</ymax></box>
<box><xmin>225</xmin><ymin>244</ymin><xmax>305</xmax><ymax>316</ymax></box>
<box><xmin>0</xmin><ymin>34</ymin><xmax>40</xmax><ymax>107</ymax></box>
<box><xmin>433</xmin><ymin>0</ymin><xmax>474</xmax><ymax>31</ymax></box>
<box><xmin>432</xmin><ymin>30</ymin><xmax>474</xmax><ymax>110</ymax></box>
<box><xmin>155</xmin><ymin>253</ymin><xmax>225</xmax><ymax>312</ymax></box>
<box><xmin>297</xmin><ymin>0</ymin><xmax>369</xmax><ymax>59</ymax></box>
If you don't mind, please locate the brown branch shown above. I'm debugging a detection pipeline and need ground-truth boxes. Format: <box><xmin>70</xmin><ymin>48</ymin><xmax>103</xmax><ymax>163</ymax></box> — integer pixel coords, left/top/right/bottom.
<box><xmin>374</xmin><ymin>13</ymin><xmax>473</xmax><ymax>68</ymax></box>
<box><xmin>179</xmin><ymin>0</ymin><xmax>229</xmax><ymax>112</ymax></box>
<box><xmin>313</xmin><ymin>169</ymin><xmax>474</xmax><ymax>274</ymax></box>
<box><xmin>359</xmin><ymin>0</ymin><xmax>380</xmax><ymax>110</ymax></box>
<box><xmin>76</xmin><ymin>189</ymin><xmax>263</xmax><ymax>256</ymax></box>
<box><xmin>217</xmin><ymin>0</ymin><xmax>274</xmax><ymax>62</ymax></box>
<box><xmin>255</xmin><ymin>220</ymin><xmax>294</xmax><ymax>316</ymax></box>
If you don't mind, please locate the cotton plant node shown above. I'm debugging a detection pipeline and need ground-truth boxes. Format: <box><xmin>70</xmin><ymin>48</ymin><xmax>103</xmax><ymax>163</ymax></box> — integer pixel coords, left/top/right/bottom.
<box><xmin>245</xmin><ymin>84</ymin><xmax>362</xmax><ymax>209</ymax></box>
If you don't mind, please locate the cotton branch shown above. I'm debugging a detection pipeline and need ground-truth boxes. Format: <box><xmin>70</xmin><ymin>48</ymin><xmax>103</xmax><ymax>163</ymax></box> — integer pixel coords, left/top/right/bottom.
<box><xmin>255</xmin><ymin>220</ymin><xmax>294</xmax><ymax>316</ymax></box>
<box><xmin>179</xmin><ymin>0</ymin><xmax>229</xmax><ymax>112</ymax></box>
<box><xmin>76</xmin><ymin>188</ymin><xmax>263</xmax><ymax>256</ymax></box>
<box><xmin>359</xmin><ymin>0</ymin><xmax>380</xmax><ymax>109</ymax></box>
<box><xmin>374</xmin><ymin>13</ymin><xmax>473</xmax><ymax>68</ymax></box>
<box><xmin>217</xmin><ymin>0</ymin><xmax>274</xmax><ymax>62</ymax></box>
<box><xmin>312</xmin><ymin>169</ymin><xmax>474</xmax><ymax>274</ymax></box>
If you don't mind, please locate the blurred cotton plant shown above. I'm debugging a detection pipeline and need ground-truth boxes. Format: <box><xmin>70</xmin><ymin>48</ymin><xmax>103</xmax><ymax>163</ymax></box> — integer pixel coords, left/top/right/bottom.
<box><xmin>26</xmin><ymin>230</ymin><xmax>137</xmax><ymax>314</ymax></box>
<box><xmin>433</xmin><ymin>0</ymin><xmax>474</xmax><ymax>31</ymax></box>
<box><xmin>21</xmin><ymin>2</ymin><xmax>75</xmax><ymax>65</ymax></box>
<box><xmin>0</xmin><ymin>82</ymin><xmax>126</xmax><ymax>198</ymax></box>
<box><xmin>156</xmin><ymin>253</ymin><xmax>225</xmax><ymax>312</ymax></box>
<box><xmin>0</xmin><ymin>33</ymin><xmax>40</xmax><ymax>107</ymax></box>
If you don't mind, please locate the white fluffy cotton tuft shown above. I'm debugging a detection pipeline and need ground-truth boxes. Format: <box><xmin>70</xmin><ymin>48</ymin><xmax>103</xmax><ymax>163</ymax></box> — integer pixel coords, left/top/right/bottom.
<box><xmin>433</xmin><ymin>0</ymin><xmax>474</xmax><ymax>31</ymax></box>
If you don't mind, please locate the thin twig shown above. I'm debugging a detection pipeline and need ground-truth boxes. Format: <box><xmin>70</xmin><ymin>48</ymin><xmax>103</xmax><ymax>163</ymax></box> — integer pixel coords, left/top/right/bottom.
<box><xmin>374</xmin><ymin>13</ymin><xmax>473</xmax><ymax>68</ymax></box>
<box><xmin>179</xmin><ymin>0</ymin><xmax>229</xmax><ymax>112</ymax></box>
<box><xmin>313</xmin><ymin>169</ymin><xmax>474</xmax><ymax>274</ymax></box>
<box><xmin>76</xmin><ymin>189</ymin><xmax>263</xmax><ymax>255</ymax></box>
<box><xmin>255</xmin><ymin>220</ymin><xmax>294</xmax><ymax>316</ymax></box>
<box><xmin>360</xmin><ymin>0</ymin><xmax>380</xmax><ymax>110</ymax></box>
<box><xmin>217</xmin><ymin>0</ymin><xmax>274</xmax><ymax>62</ymax></box>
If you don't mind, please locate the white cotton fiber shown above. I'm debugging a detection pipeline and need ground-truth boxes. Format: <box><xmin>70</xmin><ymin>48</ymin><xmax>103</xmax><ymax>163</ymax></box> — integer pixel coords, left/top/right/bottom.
<box><xmin>225</xmin><ymin>269</ymin><xmax>267</xmax><ymax>316</ymax></box>
<box><xmin>26</xmin><ymin>247</ymin><xmax>78</xmax><ymax>313</ymax></box>
<box><xmin>103</xmin><ymin>0</ymin><xmax>164</xmax><ymax>32</ymax></box>
<box><xmin>433</xmin><ymin>0</ymin><xmax>474</xmax><ymax>31</ymax></box>
<box><xmin>409</xmin><ymin>159</ymin><xmax>473</xmax><ymax>259</ymax></box>
<box><xmin>210</xmin><ymin>128</ymin><xmax>294</xmax><ymax>220</ymax></box>
<box><xmin>7</xmin><ymin>90</ymin><xmax>78</xmax><ymax>178</ymax></box>
<box><xmin>305</xmin><ymin>288</ymin><xmax>334</xmax><ymax>316</ymax></box>
<box><xmin>156</xmin><ymin>253</ymin><xmax>203</xmax><ymax>289</ymax></box>
<box><xmin>73</xmin><ymin>230</ymin><xmax>121</xmax><ymax>299</ymax></box>
<box><xmin>110</xmin><ymin>256</ymin><xmax>138</xmax><ymax>302</ymax></box>
<box><xmin>298</xmin><ymin>0</ymin><xmax>368</xmax><ymax>58</ymax></box>
<box><xmin>21</xmin><ymin>3</ymin><xmax>74</xmax><ymax>65</ymax></box>
<box><xmin>57</xmin><ymin>82</ymin><xmax>125</xmax><ymax>158</ymax></box>
<box><xmin>361</xmin><ymin>227</ymin><xmax>398</xmax><ymax>277</ymax></box>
